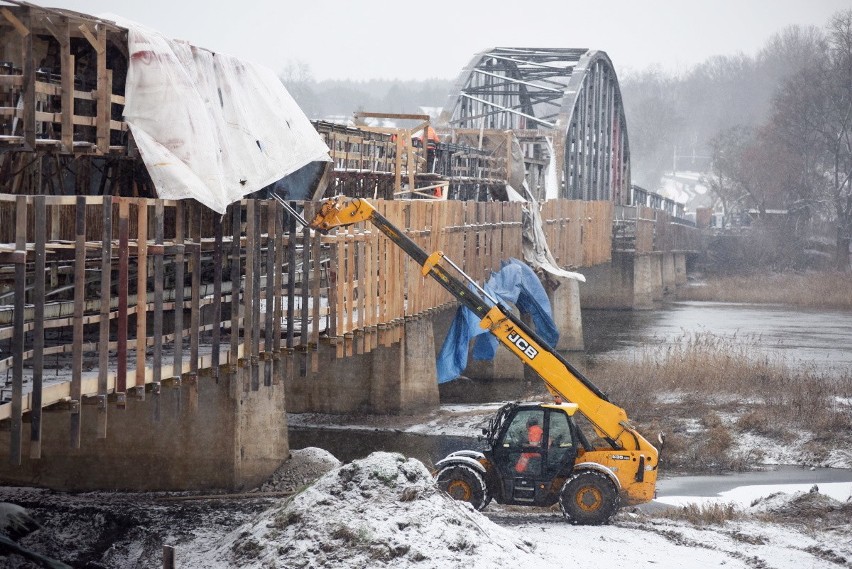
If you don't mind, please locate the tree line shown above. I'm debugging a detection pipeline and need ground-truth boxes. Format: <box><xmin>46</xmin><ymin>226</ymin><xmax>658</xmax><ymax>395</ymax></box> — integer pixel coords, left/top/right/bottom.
<box><xmin>621</xmin><ymin>10</ymin><xmax>852</xmax><ymax>271</ymax></box>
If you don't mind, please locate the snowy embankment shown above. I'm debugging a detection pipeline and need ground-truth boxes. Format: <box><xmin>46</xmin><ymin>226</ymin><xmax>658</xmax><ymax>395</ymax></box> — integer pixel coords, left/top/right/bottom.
<box><xmin>1</xmin><ymin>447</ymin><xmax>850</xmax><ymax>568</ymax></box>
<box><xmin>170</xmin><ymin>450</ymin><xmax>851</xmax><ymax>569</ymax></box>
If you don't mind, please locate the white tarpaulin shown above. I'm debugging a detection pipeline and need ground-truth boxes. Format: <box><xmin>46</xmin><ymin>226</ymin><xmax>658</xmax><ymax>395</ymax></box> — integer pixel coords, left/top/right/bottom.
<box><xmin>116</xmin><ymin>18</ymin><xmax>330</xmax><ymax>214</ymax></box>
<box><xmin>508</xmin><ymin>182</ymin><xmax>586</xmax><ymax>282</ymax></box>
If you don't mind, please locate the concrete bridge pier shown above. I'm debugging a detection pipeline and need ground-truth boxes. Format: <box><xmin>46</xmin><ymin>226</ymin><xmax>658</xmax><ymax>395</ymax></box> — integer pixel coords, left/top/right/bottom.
<box><xmin>285</xmin><ymin>316</ymin><xmax>440</xmax><ymax>415</ymax></box>
<box><xmin>674</xmin><ymin>252</ymin><xmax>688</xmax><ymax>286</ymax></box>
<box><xmin>546</xmin><ymin>275</ymin><xmax>584</xmax><ymax>351</ymax></box>
<box><xmin>661</xmin><ymin>253</ymin><xmax>677</xmax><ymax>294</ymax></box>
<box><xmin>580</xmin><ymin>251</ymin><xmax>672</xmax><ymax>310</ymax></box>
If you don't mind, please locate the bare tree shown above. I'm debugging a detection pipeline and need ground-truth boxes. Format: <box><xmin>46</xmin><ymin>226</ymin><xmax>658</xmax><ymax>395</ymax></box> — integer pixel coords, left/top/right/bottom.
<box><xmin>701</xmin><ymin>126</ymin><xmax>751</xmax><ymax>223</ymax></box>
<box><xmin>769</xmin><ymin>10</ymin><xmax>852</xmax><ymax>271</ymax></box>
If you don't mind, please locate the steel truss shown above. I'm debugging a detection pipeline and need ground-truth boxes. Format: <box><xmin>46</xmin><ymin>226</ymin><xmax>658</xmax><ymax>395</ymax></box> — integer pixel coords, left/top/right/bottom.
<box><xmin>440</xmin><ymin>48</ymin><xmax>630</xmax><ymax>203</ymax></box>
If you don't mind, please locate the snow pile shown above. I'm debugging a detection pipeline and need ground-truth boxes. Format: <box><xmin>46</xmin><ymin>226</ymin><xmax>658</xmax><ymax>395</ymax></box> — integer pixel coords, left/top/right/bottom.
<box><xmin>190</xmin><ymin>452</ymin><xmax>540</xmax><ymax>568</ymax></box>
<box><xmin>258</xmin><ymin>447</ymin><xmax>341</xmax><ymax>493</ymax></box>
<box><xmin>748</xmin><ymin>485</ymin><xmax>851</xmax><ymax>523</ymax></box>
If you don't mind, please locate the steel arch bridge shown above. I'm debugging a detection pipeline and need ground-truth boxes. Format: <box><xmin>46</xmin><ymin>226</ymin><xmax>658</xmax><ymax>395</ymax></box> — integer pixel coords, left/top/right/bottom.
<box><xmin>439</xmin><ymin>47</ymin><xmax>630</xmax><ymax>204</ymax></box>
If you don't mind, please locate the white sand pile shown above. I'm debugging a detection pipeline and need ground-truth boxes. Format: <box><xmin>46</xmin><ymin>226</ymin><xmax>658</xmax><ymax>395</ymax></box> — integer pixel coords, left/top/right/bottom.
<box><xmin>187</xmin><ymin>451</ymin><xmax>543</xmax><ymax>568</ymax></box>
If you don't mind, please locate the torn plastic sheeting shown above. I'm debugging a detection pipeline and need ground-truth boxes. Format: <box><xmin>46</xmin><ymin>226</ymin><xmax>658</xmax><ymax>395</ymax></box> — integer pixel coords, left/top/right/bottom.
<box><xmin>436</xmin><ymin>258</ymin><xmax>559</xmax><ymax>383</ymax></box>
<box><xmin>119</xmin><ymin>18</ymin><xmax>330</xmax><ymax>214</ymax></box>
<box><xmin>522</xmin><ymin>197</ymin><xmax>587</xmax><ymax>282</ymax></box>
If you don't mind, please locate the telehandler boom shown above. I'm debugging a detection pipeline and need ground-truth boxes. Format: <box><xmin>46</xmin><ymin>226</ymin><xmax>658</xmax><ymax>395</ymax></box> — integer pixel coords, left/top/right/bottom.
<box><xmin>306</xmin><ymin>196</ymin><xmax>659</xmax><ymax>524</ymax></box>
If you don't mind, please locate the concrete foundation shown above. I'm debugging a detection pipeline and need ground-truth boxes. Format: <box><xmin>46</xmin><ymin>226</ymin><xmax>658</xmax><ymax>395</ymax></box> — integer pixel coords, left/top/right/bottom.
<box><xmin>650</xmin><ymin>253</ymin><xmax>664</xmax><ymax>301</ymax></box>
<box><xmin>285</xmin><ymin>315</ymin><xmax>440</xmax><ymax>415</ymax></box>
<box><xmin>661</xmin><ymin>253</ymin><xmax>676</xmax><ymax>294</ymax></box>
<box><xmin>674</xmin><ymin>252</ymin><xmax>688</xmax><ymax>285</ymax></box>
<box><xmin>580</xmin><ymin>252</ymin><xmax>659</xmax><ymax>310</ymax></box>
<box><xmin>546</xmin><ymin>275</ymin><xmax>584</xmax><ymax>351</ymax></box>
<box><xmin>0</xmin><ymin>364</ymin><xmax>288</xmax><ymax>492</ymax></box>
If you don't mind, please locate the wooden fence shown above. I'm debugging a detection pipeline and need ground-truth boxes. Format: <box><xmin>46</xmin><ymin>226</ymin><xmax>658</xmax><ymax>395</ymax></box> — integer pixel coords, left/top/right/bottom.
<box><xmin>0</xmin><ymin>195</ymin><xmax>612</xmax><ymax>463</ymax></box>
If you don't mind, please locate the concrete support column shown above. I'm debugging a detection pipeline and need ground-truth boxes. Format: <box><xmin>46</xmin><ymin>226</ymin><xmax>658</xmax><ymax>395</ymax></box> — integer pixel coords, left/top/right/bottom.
<box><xmin>546</xmin><ymin>275</ymin><xmax>584</xmax><ymax>351</ymax></box>
<box><xmin>649</xmin><ymin>253</ymin><xmax>664</xmax><ymax>301</ymax></box>
<box><xmin>287</xmin><ymin>316</ymin><xmax>439</xmax><ymax>415</ymax></box>
<box><xmin>674</xmin><ymin>252</ymin><xmax>687</xmax><ymax>286</ymax></box>
<box><xmin>661</xmin><ymin>253</ymin><xmax>676</xmax><ymax>293</ymax></box>
<box><xmin>632</xmin><ymin>254</ymin><xmax>655</xmax><ymax>310</ymax></box>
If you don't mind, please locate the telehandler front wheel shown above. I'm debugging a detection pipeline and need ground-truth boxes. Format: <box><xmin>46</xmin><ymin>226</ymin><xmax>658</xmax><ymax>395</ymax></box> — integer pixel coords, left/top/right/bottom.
<box><xmin>559</xmin><ymin>470</ymin><xmax>620</xmax><ymax>525</ymax></box>
<box><xmin>435</xmin><ymin>464</ymin><xmax>491</xmax><ymax>511</ymax></box>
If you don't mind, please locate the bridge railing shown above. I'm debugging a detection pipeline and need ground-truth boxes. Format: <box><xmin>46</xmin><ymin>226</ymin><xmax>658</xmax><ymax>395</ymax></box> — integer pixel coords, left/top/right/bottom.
<box><xmin>614</xmin><ymin>204</ymin><xmax>700</xmax><ymax>254</ymax></box>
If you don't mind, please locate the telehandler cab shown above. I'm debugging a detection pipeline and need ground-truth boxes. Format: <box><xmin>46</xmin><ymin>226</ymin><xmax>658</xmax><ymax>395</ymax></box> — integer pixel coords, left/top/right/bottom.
<box><xmin>302</xmin><ymin>196</ymin><xmax>660</xmax><ymax>525</ymax></box>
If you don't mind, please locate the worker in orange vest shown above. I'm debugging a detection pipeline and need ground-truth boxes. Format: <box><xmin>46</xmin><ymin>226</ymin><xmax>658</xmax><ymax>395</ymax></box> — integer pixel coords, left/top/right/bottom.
<box><xmin>515</xmin><ymin>415</ymin><xmax>544</xmax><ymax>473</ymax></box>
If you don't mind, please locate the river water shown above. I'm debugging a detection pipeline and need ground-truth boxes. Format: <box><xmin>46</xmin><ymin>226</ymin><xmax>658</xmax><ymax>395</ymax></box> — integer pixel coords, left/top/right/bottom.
<box><xmin>583</xmin><ymin>301</ymin><xmax>852</xmax><ymax>375</ymax></box>
<box><xmin>290</xmin><ymin>301</ymin><xmax>852</xmax><ymax>499</ymax></box>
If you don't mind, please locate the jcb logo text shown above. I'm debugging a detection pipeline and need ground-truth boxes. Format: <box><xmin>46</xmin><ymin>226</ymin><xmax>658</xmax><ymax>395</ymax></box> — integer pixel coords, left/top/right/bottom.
<box><xmin>507</xmin><ymin>332</ymin><xmax>538</xmax><ymax>360</ymax></box>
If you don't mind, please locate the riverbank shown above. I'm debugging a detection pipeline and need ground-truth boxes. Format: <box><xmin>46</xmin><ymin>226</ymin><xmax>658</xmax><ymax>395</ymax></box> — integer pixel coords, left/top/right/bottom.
<box><xmin>676</xmin><ymin>271</ymin><xmax>852</xmax><ymax>309</ymax></box>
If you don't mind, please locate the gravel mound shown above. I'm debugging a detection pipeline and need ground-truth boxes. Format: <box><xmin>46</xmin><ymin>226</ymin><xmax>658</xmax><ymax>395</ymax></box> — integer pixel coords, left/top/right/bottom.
<box><xmin>258</xmin><ymin>447</ymin><xmax>341</xmax><ymax>492</ymax></box>
<box><xmin>190</xmin><ymin>451</ymin><xmax>542</xmax><ymax>568</ymax></box>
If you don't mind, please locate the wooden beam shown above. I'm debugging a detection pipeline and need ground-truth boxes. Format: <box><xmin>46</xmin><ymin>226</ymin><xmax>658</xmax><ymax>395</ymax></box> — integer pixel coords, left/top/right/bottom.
<box><xmin>1</xmin><ymin>7</ymin><xmax>29</xmax><ymax>36</ymax></box>
<box><xmin>77</xmin><ymin>23</ymin><xmax>104</xmax><ymax>54</ymax></box>
<box><xmin>70</xmin><ymin>196</ymin><xmax>86</xmax><ymax>448</ymax></box>
<box><xmin>30</xmin><ymin>196</ymin><xmax>45</xmax><ymax>459</ymax></box>
<box><xmin>354</xmin><ymin>112</ymin><xmax>430</xmax><ymax>121</ymax></box>
<box><xmin>10</xmin><ymin>196</ymin><xmax>26</xmax><ymax>465</ymax></box>
<box><xmin>97</xmin><ymin>196</ymin><xmax>112</xmax><ymax>437</ymax></box>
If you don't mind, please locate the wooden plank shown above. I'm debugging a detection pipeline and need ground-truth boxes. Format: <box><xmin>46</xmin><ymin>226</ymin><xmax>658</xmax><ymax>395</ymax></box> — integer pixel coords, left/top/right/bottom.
<box><xmin>212</xmin><ymin>208</ymin><xmax>223</xmax><ymax>381</ymax></box>
<box><xmin>152</xmin><ymin>199</ymin><xmax>164</xmax><ymax>420</ymax></box>
<box><xmin>188</xmin><ymin>240</ymin><xmax>201</xmax><ymax>410</ymax></box>
<box><xmin>10</xmin><ymin>196</ymin><xmax>26</xmax><ymax>465</ymax></box>
<box><xmin>273</xmin><ymin>201</ymin><xmax>283</xmax><ymax>382</ymax></box>
<box><xmin>300</xmin><ymin>203</ymin><xmax>311</xmax><ymax>353</ymax></box>
<box><xmin>286</xmin><ymin>209</ymin><xmax>296</xmax><ymax>351</ymax></box>
<box><xmin>299</xmin><ymin>203</ymin><xmax>310</xmax><ymax>377</ymax></box>
<box><xmin>346</xmin><ymin>227</ymin><xmax>355</xmax><ymax>336</ymax></box>
<box><xmin>96</xmin><ymin>196</ymin><xmax>112</xmax><ymax>437</ymax></box>
<box><xmin>311</xmin><ymin>222</ymin><xmax>321</xmax><ymax>373</ymax></box>
<box><xmin>264</xmin><ymin>201</ymin><xmax>274</xmax><ymax>386</ymax></box>
<box><xmin>244</xmin><ymin>200</ymin><xmax>255</xmax><ymax>386</ymax></box>
<box><xmin>20</xmin><ymin>8</ymin><xmax>35</xmax><ymax>149</ymax></box>
<box><xmin>173</xmin><ymin>201</ymin><xmax>185</xmax><ymax>381</ymax></box>
<box><xmin>96</xmin><ymin>39</ymin><xmax>110</xmax><ymax>154</ymax></box>
<box><xmin>190</xmin><ymin>205</ymin><xmax>201</xmax><ymax>379</ymax></box>
<box><xmin>30</xmin><ymin>196</ymin><xmax>45</xmax><ymax>458</ymax></box>
<box><xmin>60</xmin><ymin>22</ymin><xmax>73</xmax><ymax>153</ymax></box>
<box><xmin>116</xmin><ymin>198</ymin><xmax>129</xmax><ymax>408</ymax></box>
<box><xmin>251</xmin><ymin>201</ymin><xmax>261</xmax><ymax>389</ymax></box>
<box><xmin>135</xmin><ymin>200</ymin><xmax>148</xmax><ymax>397</ymax></box>
<box><xmin>356</xmin><ymin>235</ymin><xmax>365</xmax><ymax>354</ymax></box>
<box><xmin>230</xmin><ymin>203</ymin><xmax>241</xmax><ymax>368</ymax></box>
<box><xmin>70</xmin><ymin>196</ymin><xmax>86</xmax><ymax>447</ymax></box>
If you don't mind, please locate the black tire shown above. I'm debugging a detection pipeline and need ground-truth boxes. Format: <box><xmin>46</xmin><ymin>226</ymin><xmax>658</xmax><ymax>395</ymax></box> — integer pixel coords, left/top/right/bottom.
<box><xmin>559</xmin><ymin>470</ymin><xmax>620</xmax><ymax>525</ymax></box>
<box><xmin>435</xmin><ymin>464</ymin><xmax>491</xmax><ymax>511</ymax></box>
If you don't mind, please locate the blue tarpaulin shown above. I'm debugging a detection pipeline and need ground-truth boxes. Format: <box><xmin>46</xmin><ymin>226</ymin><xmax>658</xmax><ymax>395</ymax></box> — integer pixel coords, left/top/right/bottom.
<box><xmin>436</xmin><ymin>258</ymin><xmax>559</xmax><ymax>383</ymax></box>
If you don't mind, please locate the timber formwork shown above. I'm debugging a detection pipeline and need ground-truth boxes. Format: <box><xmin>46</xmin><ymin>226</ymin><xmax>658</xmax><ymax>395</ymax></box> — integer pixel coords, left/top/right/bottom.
<box><xmin>314</xmin><ymin>118</ymin><xmax>510</xmax><ymax>202</ymax></box>
<box><xmin>0</xmin><ymin>194</ymin><xmax>613</xmax><ymax>466</ymax></box>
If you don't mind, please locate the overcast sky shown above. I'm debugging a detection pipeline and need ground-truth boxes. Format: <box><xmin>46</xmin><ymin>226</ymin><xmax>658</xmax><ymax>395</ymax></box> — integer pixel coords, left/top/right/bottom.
<box><xmin>53</xmin><ymin>0</ymin><xmax>850</xmax><ymax>80</ymax></box>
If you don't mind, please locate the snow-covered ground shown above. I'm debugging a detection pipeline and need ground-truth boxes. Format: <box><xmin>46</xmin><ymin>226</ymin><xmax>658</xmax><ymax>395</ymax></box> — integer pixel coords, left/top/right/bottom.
<box><xmin>1</xmin><ymin>448</ymin><xmax>849</xmax><ymax>568</ymax></box>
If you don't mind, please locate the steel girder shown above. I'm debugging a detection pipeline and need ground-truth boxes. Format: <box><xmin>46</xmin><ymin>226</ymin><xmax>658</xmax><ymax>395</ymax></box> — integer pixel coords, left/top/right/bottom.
<box><xmin>440</xmin><ymin>48</ymin><xmax>630</xmax><ymax>203</ymax></box>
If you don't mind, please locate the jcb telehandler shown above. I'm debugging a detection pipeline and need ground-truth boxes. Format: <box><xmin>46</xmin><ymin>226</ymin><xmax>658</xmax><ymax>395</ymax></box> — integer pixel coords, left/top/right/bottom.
<box><xmin>304</xmin><ymin>196</ymin><xmax>660</xmax><ymax>525</ymax></box>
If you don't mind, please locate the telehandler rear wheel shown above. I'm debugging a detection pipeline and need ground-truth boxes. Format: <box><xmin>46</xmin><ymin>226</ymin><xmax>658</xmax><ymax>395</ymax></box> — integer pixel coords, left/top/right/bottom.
<box><xmin>559</xmin><ymin>470</ymin><xmax>620</xmax><ymax>525</ymax></box>
<box><xmin>435</xmin><ymin>464</ymin><xmax>491</xmax><ymax>511</ymax></box>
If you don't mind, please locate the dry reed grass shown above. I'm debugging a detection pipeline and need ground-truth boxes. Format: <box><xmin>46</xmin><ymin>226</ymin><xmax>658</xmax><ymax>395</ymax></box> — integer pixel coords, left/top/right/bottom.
<box><xmin>657</xmin><ymin>502</ymin><xmax>741</xmax><ymax>525</ymax></box>
<box><xmin>581</xmin><ymin>332</ymin><xmax>852</xmax><ymax>472</ymax></box>
<box><xmin>676</xmin><ymin>272</ymin><xmax>852</xmax><ymax>309</ymax></box>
